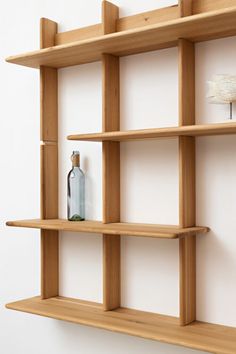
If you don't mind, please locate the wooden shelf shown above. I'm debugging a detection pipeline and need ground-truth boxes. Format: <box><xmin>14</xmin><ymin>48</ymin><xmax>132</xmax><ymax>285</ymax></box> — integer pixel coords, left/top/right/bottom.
<box><xmin>6</xmin><ymin>219</ymin><xmax>209</xmax><ymax>239</ymax></box>
<box><xmin>6</xmin><ymin>6</ymin><xmax>236</xmax><ymax>68</ymax></box>
<box><xmin>6</xmin><ymin>296</ymin><xmax>236</xmax><ymax>354</ymax></box>
<box><xmin>67</xmin><ymin>122</ymin><xmax>236</xmax><ymax>142</ymax></box>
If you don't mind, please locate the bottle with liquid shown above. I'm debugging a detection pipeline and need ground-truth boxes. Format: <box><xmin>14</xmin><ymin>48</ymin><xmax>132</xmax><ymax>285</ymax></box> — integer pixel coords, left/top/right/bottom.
<box><xmin>67</xmin><ymin>151</ymin><xmax>85</xmax><ymax>221</ymax></box>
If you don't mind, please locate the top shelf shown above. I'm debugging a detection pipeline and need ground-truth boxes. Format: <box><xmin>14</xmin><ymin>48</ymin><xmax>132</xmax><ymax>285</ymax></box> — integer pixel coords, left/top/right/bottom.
<box><xmin>68</xmin><ymin>122</ymin><xmax>236</xmax><ymax>141</ymax></box>
<box><xmin>6</xmin><ymin>6</ymin><xmax>236</xmax><ymax>69</ymax></box>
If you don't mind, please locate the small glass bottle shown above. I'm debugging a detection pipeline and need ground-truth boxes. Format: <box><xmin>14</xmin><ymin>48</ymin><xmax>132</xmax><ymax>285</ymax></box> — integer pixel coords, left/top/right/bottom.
<box><xmin>67</xmin><ymin>151</ymin><xmax>85</xmax><ymax>221</ymax></box>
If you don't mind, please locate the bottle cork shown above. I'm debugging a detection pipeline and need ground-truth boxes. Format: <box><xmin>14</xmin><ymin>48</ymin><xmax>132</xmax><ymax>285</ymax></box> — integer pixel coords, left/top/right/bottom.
<box><xmin>71</xmin><ymin>151</ymin><xmax>80</xmax><ymax>167</ymax></box>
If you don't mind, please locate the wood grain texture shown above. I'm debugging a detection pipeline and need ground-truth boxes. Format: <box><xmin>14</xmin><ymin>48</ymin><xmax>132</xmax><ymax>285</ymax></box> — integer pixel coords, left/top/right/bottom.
<box><xmin>179</xmin><ymin>137</ymin><xmax>196</xmax><ymax>227</ymax></box>
<box><xmin>102</xmin><ymin>54</ymin><xmax>120</xmax><ymax>132</ymax></box>
<box><xmin>44</xmin><ymin>2</ymin><xmax>236</xmax><ymax>46</ymax></box>
<box><xmin>55</xmin><ymin>5</ymin><xmax>178</xmax><ymax>46</ymax></box>
<box><xmin>6</xmin><ymin>7</ymin><xmax>236</xmax><ymax>68</ymax></box>
<box><xmin>102</xmin><ymin>1</ymin><xmax>120</xmax><ymax>312</ymax></box>
<box><xmin>178</xmin><ymin>39</ymin><xmax>195</xmax><ymax>126</ymax></box>
<box><xmin>6</xmin><ymin>296</ymin><xmax>236</xmax><ymax>354</ymax></box>
<box><xmin>67</xmin><ymin>122</ymin><xmax>236</xmax><ymax>141</ymax></box>
<box><xmin>102</xmin><ymin>0</ymin><xmax>119</xmax><ymax>34</ymax></box>
<box><xmin>40</xmin><ymin>18</ymin><xmax>57</xmax><ymax>48</ymax></box>
<box><xmin>179</xmin><ymin>0</ymin><xmax>193</xmax><ymax>17</ymax></box>
<box><xmin>41</xmin><ymin>230</ymin><xmax>59</xmax><ymax>298</ymax></box>
<box><xmin>55</xmin><ymin>24</ymin><xmax>102</xmax><ymax>45</ymax></box>
<box><xmin>102</xmin><ymin>141</ymin><xmax>120</xmax><ymax>222</ymax></box>
<box><xmin>117</xmin><ymin>5</ymin><xmax>179</xmax><ymax>31</ymax></box>
<box><xmin>40</xmin><ymin>67</ymin><xmax>58</xmax><ymax>142</ymax></box>
<box><xmin>40</xmin><ymin>18</ymin><xmax>59</xmax><ymax>299</ymax></box>
<box><xmin>178</xmin><ymin>38</ymin><xmax>196</xmax><ymax>326</ymax></box>
<box><xmin>103</xmin><ymin>235</ymin><xmax>120</xmax><ymax>310</ymax></box>
<box><xmin>40</xmin><ymin>144</ymin><xmax>58</xmax><ymax>219</ymax></box>
<box><xmin>6</xmin><ymin>219</ymin><xmax>209</xmax><ymax>239</ymax></box>
<box><xmin>193</xmin><ymin>0</ymin><xmax>236</xmax><ymax>14</ymax></box>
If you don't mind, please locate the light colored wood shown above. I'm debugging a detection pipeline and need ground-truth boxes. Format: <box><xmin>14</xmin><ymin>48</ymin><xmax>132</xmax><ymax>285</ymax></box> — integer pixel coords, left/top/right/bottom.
<box><xmin>40</xmin><ymin>144</ymin><xmax>58</xmax><ymax>219</ymax></box>
<box><xmin>102</xmin><ymin>54</ymin><xmax>120</xmax><ymax>133</ymax></box>
<box><xmin>117</xmin><ymin>5</ymin><xmax>179</xmax><ymax>31</ymax></box>
<box><xmin>41</xmin><ymin>230</ymin><xmax>59</xmax><ymax>299</ymax></box>
<box><xmin>102</xmin><ymin>0</ymin><xmax>119</xmax><ymax>34</ymax></box>
<box><xmin>193</xmin><ymin>0</ymin><xmax>236</xmax><ymax>14</ymax></box>
<box><xmin>40</xmin><ymin>18</ymin><xmax>59</xmax><ymax>299</ymax></box>
<box><xmin>102</xmin><ymin>1</ymin><xmax>120</xmax><ymax>312</ymax></box>
<box><xmin>178</xmin><ymin>39</ymin><xmax>195</xmax><ymax>126</ymax></box>
<box><xmin>55</xmin><ymin>24</ymin><xmax>102</xmax><ymax>45</ymax></box>
<box><xmin>6</xmin><ymin>296</ymin><xmax>236</xmax><ymax>354</ymax></box>
<box><xmin>54</xmin><ymin>5</ymin><xmax>178</xmax><ymax>46</ymax></box>
<box><xmin>179</xmin><ymin>137</ymin><xmax>196</xmax><ymax>227</ymax></box>
<box><xmin>179</xmin><ymin>0</ymin><xmax>193</xmax><ymax>17</ymax></box>
<box><xmin>6</xmin><ymin>7</ymin><xmax>236</xmax><ymax>68</ymax></box>
<box><xmin>46</xmin><ymin>2</ymin><xmax>236</xmax><ymax>46</ymax></box>
<box><xmin>103</xmin><ymin>235</ymin><xmax>120</xmax><ymax>310</ymax></box>
<box><xmin>178</xmin><ymin>38</ymin><xmax>196</xmax><ymax>326</ymax></box>
<box><xmin>6</xmin><ymin>219</ymin><xmax>209</xmax><ymax>239</ymax></box>
<box><xmin>102</xmin><ymin>142</ymin><xmax>120</xmax><ymax>222</ymax></box>
<box><xmin>40</xmin><ymin>67</ymin><xmax>58</xmax><ymax>142</ymax></box>
<box><xmin>40</xmin><ymin>18</ymin><xmax>57</xmax><ymax>48</ymax></box>
<box><xmin>67</xmin><ymin>122</ymin><xmax>236</xmax><ymax>141</ymax></box>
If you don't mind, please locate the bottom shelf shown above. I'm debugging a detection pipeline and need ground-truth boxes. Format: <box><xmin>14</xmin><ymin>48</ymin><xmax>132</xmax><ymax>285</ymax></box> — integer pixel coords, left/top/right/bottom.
<box><xmin>6</xmin><ymin>296</ymin><xmax>236</xmax><ymax>354</ymax></box>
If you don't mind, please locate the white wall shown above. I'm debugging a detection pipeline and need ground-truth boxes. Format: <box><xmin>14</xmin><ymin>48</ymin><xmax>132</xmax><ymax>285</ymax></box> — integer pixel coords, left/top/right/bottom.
<box><xmin>1</xmin><ymin>1</ymin><xmax>236</xmax><ymax>353</ymax></box>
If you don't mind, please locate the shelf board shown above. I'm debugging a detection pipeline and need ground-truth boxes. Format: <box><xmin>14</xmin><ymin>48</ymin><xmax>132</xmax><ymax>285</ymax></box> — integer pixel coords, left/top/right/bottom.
<box><xmin>67</xmin><ymin>122</ymin><xmax>236</xmax><ymax>142</ymax></box>
<box><xmin>6</xmin><ymin>219</ymin><xmax>209</xmax><ymax>239</ymax></box>
<box><xmin>6</xmin><ymin>7</ymin><xmax>236</xmax><ymax>68</ymax></box>
<box><xmin>6</xmin><ymin>296</ymin><xmax>236</xmax><ymax>354</ymax></box>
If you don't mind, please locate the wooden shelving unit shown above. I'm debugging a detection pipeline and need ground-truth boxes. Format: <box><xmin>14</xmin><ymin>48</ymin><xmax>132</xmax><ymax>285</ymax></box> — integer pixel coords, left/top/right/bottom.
<box><xmin>6</xmin><ymin>0</ymin><xmax>236</xmax><ymax>353</ymax></box>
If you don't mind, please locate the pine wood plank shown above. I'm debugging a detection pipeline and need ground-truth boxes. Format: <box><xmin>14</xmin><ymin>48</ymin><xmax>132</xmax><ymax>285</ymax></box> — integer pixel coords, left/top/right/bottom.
<box><xmin>40</xmin><ymin>18</ymin><xmax>59</xmax><ymax>299</ymax></box>
<box><xmin>67</xmin><ymin>122</ymin><xmax>236</xmax><ymax>141</ymax></box>
<box><xmin>40</xmin><ymin>68</ymin><xmax>58</xmax><ymax>142</ymax></box>
<box><xmin>55</xmin><ymin>6</ymin><xmax>179</xmax><ymax>46</ymax></box>
<box><xmin>6</xmin><ymin>296</ymin><xmax>236</xmax><ymax>354</ymax></box>
<box><xmin>6</xmin><ymin>219</ymin><xmax>209</xmax><ymax>239</ymax></box>
<box><xmin>50</xmin><ymin>2</ymin><xmax>236</xmax><ymax>46</ymax></box>
<box><xmin>6</xmin><ymin>7</ymin><xmax>236</xmax><ymax>68</ymax></box>
<box><xmin>102</xmin><ymin>1</ymin><xmax>120</xmax><ymax>312</ymax></box>
<box><xmin>55</xmin><ymin>24</ymin><xmax>102</xmax><ymax>45</ymax></box>
<box><xmin>102</xmin><ymin>0</ymin><xmax>118</xmax><ymax>34</ymax></box>
<box><xmin>117</xmin><ymin>5</ymin><xmax>179</xmax><ymax>31</ymax></box>
<box><xmin>178</xmin><ymin>38</ymin><xmax>196</xmax><ymax>326</ymax></box>
<box><xmin>193</xmin><ymin>0</ymin><xmax>236</xmax><ymax>14</ymax></box>
<box><xmin>40</xmin><ymin>18</ymin><xmax>57</xmax><ymax>48</ymax></box>
<box><xmin>40</xmin><ymin>144</ymin><xmax>58</xmax><ymax>218</ymax></box>
<box><xmin>179</xmin><ymin>0</ymin><xmax>193</xmax><ymax>17</ymax></box>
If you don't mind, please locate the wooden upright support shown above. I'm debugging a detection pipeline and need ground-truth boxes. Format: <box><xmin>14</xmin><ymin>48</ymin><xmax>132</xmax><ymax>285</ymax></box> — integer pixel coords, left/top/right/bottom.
<box><xmin>102</xmin><ymin>1</ymin><xmax>120</xmax><ymax>311</ymax></box>
<box><xmin>40</xmin><ymin>18</ymin><xmax>59</xmax><ymax>299</ymax></box>
<box><xmin>178</xmin><ymin>35</ymin><xmax>196</xmax><ymax>325</ymax></box>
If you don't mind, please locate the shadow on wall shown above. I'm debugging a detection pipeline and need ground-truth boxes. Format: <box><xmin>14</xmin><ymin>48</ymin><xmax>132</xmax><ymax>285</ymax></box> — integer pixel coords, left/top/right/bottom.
<box><xmin>54</xmin><ymin>319</ymin><xmax>208</xmax><ymax>354</ymax></box>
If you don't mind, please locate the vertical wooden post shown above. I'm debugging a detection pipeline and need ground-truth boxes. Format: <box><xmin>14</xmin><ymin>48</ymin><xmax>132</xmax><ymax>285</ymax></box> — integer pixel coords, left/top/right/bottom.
<box><xmin>178</xmin><ymin>36</ymin><xmax>196</xmax><ymax>325</ymax></box>
<box><xmin>40</xmin><ymin>18</ymin><xmax>59</xmax><ymax>299</ymax></box>
<box><xmin>102</xmin><ymin>1</ymin><xmax>120</xmax><ymax>311</ymax></box>
<box><xmin>179</xmin><ymin>0</ymin><xmax>193</xmax><ymax>17</ymax></box>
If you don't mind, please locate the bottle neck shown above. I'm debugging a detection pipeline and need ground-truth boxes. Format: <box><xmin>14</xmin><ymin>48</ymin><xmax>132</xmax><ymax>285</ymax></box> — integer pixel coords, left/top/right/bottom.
<box><xmin>72</xmin><ymin>162</ymin><xmax>80</xmax><ymax>168</ymax></box>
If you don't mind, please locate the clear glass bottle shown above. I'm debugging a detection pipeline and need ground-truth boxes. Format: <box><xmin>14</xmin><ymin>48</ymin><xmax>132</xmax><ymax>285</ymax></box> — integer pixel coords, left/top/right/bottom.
<box><xmin>67</xmin><ymin>151</ymin><xmax>85</xmax><ymax>221</ymax></box>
